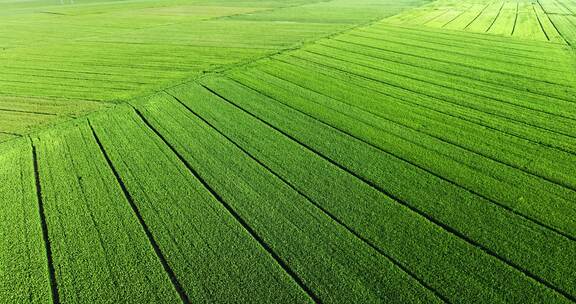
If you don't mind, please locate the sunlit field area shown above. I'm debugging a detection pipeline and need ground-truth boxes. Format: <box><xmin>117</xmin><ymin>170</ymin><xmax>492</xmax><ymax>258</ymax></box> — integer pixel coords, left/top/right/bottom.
<box><xmin>1</xmin><ymin>0</ymin><xmax>575</xmax><ymax>303</ymax></box>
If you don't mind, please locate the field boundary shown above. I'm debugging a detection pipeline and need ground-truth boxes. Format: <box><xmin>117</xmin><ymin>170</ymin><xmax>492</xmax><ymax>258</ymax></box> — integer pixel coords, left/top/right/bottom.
<box><xmin>88</xmin><ymin>120</ymin><xmax>191</xmax><ymax>304</ymax></box>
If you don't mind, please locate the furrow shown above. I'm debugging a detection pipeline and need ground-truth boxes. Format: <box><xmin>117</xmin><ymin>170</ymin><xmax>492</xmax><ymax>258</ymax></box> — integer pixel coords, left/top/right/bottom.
<box><xmin>130</xmin><ymin>105</ymin><xmax>321</xmax><ymax>304</ymax></box>
<box><xmin>226</xmin><ymin>72</ymin><xmax>576</xmax><ymax>242</ymax></box>
<box><xmin>168</xmin><ymin>92</ymin><xmax>449</xmax><ymax>304</ymax></box>
<box><xmin>30</xmin><ymin>140</ymin><xmax>60</xmax><ymax>304</ymax></box>
<box><xmin>87</xmin><ymin>121</ymin><xmax>191</xmax><ymax>304</ymax></box>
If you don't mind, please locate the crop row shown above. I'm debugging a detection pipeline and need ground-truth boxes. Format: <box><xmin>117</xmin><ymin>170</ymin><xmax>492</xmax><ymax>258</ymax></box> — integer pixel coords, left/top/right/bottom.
<box><xmin>373</xmin><ymin>21</ymin><xmax>569</xmax><ymax>53</ymax></box>
<box><xmin>0</xmin><ymin>140</ymin><xmax>51</xmax><ymax>303</ymax></box>
<box><xmin>314</xmin><ymin>38</ymin><xmax>576</xmax><ymax>117</ymax></box>
<box><xmin>88</xmin><ymin>105</ymin><xmax>311</xmax><ymax>303</ymax></box>
<box><xmin>132</xmin><ymin>93</ymin><xmax>442</xmax><ymax>303</ymax></box>
<box><xmin>272</xmin><ymin>49</ymin><xmax>574</xmax><ymax>175</ymax></box>
<box><xmin>383</xmin><ymin>0</ymin><xmax>562</xmax><ymax>42</ymax></box>
<box><xmin>342</xmin><ymin>28</ymin><xmax>576</xmax><ymax>87</ymax></box>
<box><xmin>31</xmin><ymin>123</ymin><xmax>180</xmax><ymax>303</ymax></box>
<box><xmin>184</xmin><ymin>77</ymin><xmax>575</xmax><ymax>301</ymax></box>
<box><xmin>233</xmin><ymin>55</ymin><xmax>576</xmax><ymax>234</ymax></box>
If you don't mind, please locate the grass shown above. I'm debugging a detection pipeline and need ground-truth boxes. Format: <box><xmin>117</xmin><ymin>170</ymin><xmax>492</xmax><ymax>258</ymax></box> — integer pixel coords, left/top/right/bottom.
<box><xmin>386</xmin><ymin>0</ymin><xmax>565</xmax><ymax>42</ymax></box>
<box><xmin>0</xmin><ymin>140</ymin><xmax>50</xmax><ymax>304</ymax></box>
<box><xmin>0</xmin><ymin>0</ymin><xmax>575</xmax><ymax>302</ymax></box>
<box><xmin>88</xmin><ymin>106</ymin><xmax>311</xmax><ymax>303</ymax></box>
<box><xmin>32</xmin><ymin>123</ymin><xmax>180</xmax><ymax>303</ymax></box>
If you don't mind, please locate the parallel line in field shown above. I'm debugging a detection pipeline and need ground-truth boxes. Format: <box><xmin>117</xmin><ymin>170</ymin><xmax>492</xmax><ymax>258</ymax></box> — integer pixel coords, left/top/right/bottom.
<box><xmin>511</xmin><ymin>2</ymin><xmax>519</xmax><ymax>36</ymax></box>
<box><xmin>0</xmin><ymin>92</ymin><xmax>110</xmax><ymax>104</ymax></box>
<box><xmin>206</xmin><ymin>78</ymin><xmax>576</xmax><ymax>302</ymax></box>
<box><xmin>546</xmin><ymin>12</ymin><xmax>575</xmax><ymax>16</ymax></box>
<box><xmin>442</xmin><ymin>8</ymin><xmax>468</xmax><ymax>28</ymax></box>
<box><xmin>0</xmin><ymin>65</ymin><xmax>176</xmax><ymax>79</ymax></box>
<box><xmin>0</xmin><ymin>79</ymin><xmax>134</xmax><ymax>92</ymax></box>
<box><xmin>293</xmin><ymin>51</ymin><xmax>576</xmax><ymax>140</ymax></box>
<box><xmin>31</xmin><ymin>140</ymin><xmax>60</xmax><ymax>304</ymax></box>
<box><xmin>0</xmin><ymin>91</ymin><xmax>112</xmax><ymax>102</ymax></box>
<box><xmin>533</xmin><ymin>4</ymin><xmax>551</xmax><ymax>41</ymax></box>
<box><xmin>486</xmin><ymin>2</ymin><xmax>506</xmax><ymax>33</ymax></box>
<box><xmin>254</xmin><ymin>63</ymin><xmax>576</xmax><ymax>184</ymax></box>
<box><xmin>288</xmin><ymin>52</ymin><xmax>576</xmax><ymax>146</ymax></box>
<box><xmin>357</xmin><ymin>27</ymin><xmax>563</xmax><ymax>63</ymax></box>
<box><xmin>10</xmin><ymin>47</ymin><xmax>253</xmax><ymax>59</ymax></box>
<box><xmin>423</xmin><ymin>10</ymin><xmax>453</xmax><ymax>25</ymax></box>
<box><xmin>367</xmin><ymin>24</ymin><xmax>561</xmax><ymax>52</ymax></box>
<box><xmin>258</xmin><ymin>65</ymin><xmax>576</xmax><ymax>157</ymax></box>
<box><xmin>0</xmin><ymin>71</ymin><xmax>154</xmax><ymax>85</ymax></box>
<box><xmin>169</xmin><ymin>92</ymin><xmax>449</xmax><ymax>303</ymax></box>
<box><xmin>7</xmin><ymin>54</ymin><xmax>213</xmax><ymax>69</ymax></box>
<box><xmin>285</xmin><ymin>52</ymin><xmax>576</xmax><ymax>193</ymax></box>
<box><xmin>345</xmin><ymin>32</ymin><xmax>573</xmax><ymax>82</ymax></box>
<box><xmin>6</xmin><ymin>52</ymin><xmax>214</xmax><ymax>63</ymax></box>
<box><xmin>74</xmin><ymin>40</ymin><xmax>279</xmax><ymax>50</ymax></box>
<box><xmin>0</xmin><ymin>108</ymin><xmax>57</xmax><ymax>116</ymax></box>
<box><xmin>87</xmin><ymin>121</ymin><xmax>191</xmax><ymax>304</ymax></box>
<box><xmin>231</xmin><ymin>74</ymin><xmax>576</xmax><ymax>243</ymax></box>
<box><xmin>464</xmin><ymin>2</ymin><xmax>492</xmax><ymax>29</ymax></box>
<box><xmin>0</xmin><ymin>131</ymin><xmax>21</xmax><ymax>136</ymax></box>
<box><xmin>254</xmin><ymin>66</ymin><xmax>576</xmax><ymax>206</ymax></box>
<box><xmin>1</xmin><ymin>58</ymin><xmax>199</xmax><ymax>73</ymax></box>
<box><xmin>320</xmin><ymin>39</ymin><xmax>576</xmax><ymax>112</ymax></box>
<box><xmin>39</xmin><ymin>11</ymin><xmax>67</xmax><ymax>16</ymax></box>
<box><xmin>129</xmin><ymin>106</ymin><xmax>321</xmax><ymax>304</ymax></box>
<box><xmin>540</xmin><ymin>0</ymin><xmax>572</xmax><ymax>46</ymax></box>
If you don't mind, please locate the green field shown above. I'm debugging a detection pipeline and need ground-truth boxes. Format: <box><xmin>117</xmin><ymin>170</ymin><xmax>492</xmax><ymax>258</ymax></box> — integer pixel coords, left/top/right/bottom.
<box><xmin>1</xmin><ymin>0</ymin><xmax>575</xmax><ymax>303</ymax></box>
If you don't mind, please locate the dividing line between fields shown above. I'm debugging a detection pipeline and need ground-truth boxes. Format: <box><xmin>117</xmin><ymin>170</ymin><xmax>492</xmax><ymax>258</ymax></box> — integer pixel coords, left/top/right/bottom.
<box><xmin>31</xmin><ymin>139</ymin><xmax>60</xmax><ymax>304</ymax></box>
<box><xmin>464</xmin><ymin>3</ymin><xmax>491</xmax><ymax>29</ymax></box>
<box><xmin>486</xmin><ymin>2</ymin><xmax>506</xmax><ymax>33</ymax></box>
<box><xmin>129</xmin><ymin>106</ymin><xmax>322</xmax><ymax>304</ymax></box>
<box><xmin>538</xmin><ymin>0</ymin><xmax>571</xmax><ymax>46</ymax></box>
<box><xmin>533</xmin><ymin>4</ymin><xmax>551</xmax><ymax>41</ymax></box>
<box><xmin>321</xmin><ymin>38</ymin><xmax>576</xmax><ymax>108</ymax></box>
<box><xmin>206</xmin><ymin>78</ymin><xmax>576</xmax><ymax>302</ymax></box>
<box><xmin>256</xmin><ymin>64</ymin><xmax>575</xmax><ymax>159</ymax></box>
<box><xmin>87</xmin><ymin>120</ymin><xmax>191</xmax><ymax>304</ymax></box>
<box><xmin>232</xmin><ymin>73</ymin><xmax>576</xmax><ymax>243</ymax></box>
<box><xmin>171</xmin><ymin>90</ymin><xmax>450</xmax><ymax>303</ymax></box>
<box><xmin>276</xmin><ymin>53</ymin><xmax>576</xmax><ymax>192</ymax></box>
<box><xmin>283</xmin><ymin>51</ymin><xmax>576</xmax><ymax>187</ymax></box>
<box><xmin>300</xmin><ymin>46</ymin><xmax>576</xmax><ymax>113</ymax></box>
<box><xmin>0</xmin><ymin>108</ymin><xmax>57</xmax><ymax>116</ymax></box>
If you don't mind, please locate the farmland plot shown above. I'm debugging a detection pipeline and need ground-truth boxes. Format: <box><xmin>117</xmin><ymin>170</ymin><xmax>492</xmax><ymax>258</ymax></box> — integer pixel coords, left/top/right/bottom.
<box><xmin>0</xmin><ymin>0</ymin><xmax>576</xmax><ymax>302</ymax></box>
<box><xmin>0</xmin><ymin>0</ymin><xmax>428</xmax><ymax>136</ymax></box>
<box><xmin>217</xmin><ymin>67</ymin><xmax>573</xmax><ymax>296</ymax></box>
<box><xmin>88</xmin><ymin>106</ymin><xmax>312</xmax><ymax>303</ymax></box>
<box><xmin>252</xmin><ymin>51</ymin><xmax>576</xmax><ymax>236</ymax></box>
<box><xmin>132</xmin><ymin>94</ymin><xmax>443</xmax><ymax>303</ymax></box>
<box><xmin>550</xmin><ymin>14</ymin><xmax>576</xmax><ymax>45</ymax></box>
<box><xmin>32</xmin><ymin>123</ymin><xmax>180</xmax><ymax>303</ymax></box>
<box><xmin>168</xmin><ymin>80</ymin><xmax>576</xmax><ymax>302</ymax></box>
<box><xmin>387</xmin><ymin>0</ymin><xmax>565</xmax><ymax>41</ymax></box>
<box><xmin>0</xmin><ymin>140</ymin><xmax>51</xmax><ymax>303</ymax></box>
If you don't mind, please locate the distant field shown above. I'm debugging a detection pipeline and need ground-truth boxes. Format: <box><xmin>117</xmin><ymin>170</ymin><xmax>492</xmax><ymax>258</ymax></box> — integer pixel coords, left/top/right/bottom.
<box><xmin>0</xmin><ymin>0</ymin><xmax>422</xmax><ymax>137</ymax></box>
<box><xmin>1</xmin><ymin>0</ymin><xmax>575</xmax><ymax>303</ymax></box>
<box><xmin>384</xmin><ymin>0</ymin><xmax>568</xmax><ymax>41</ymax></box>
